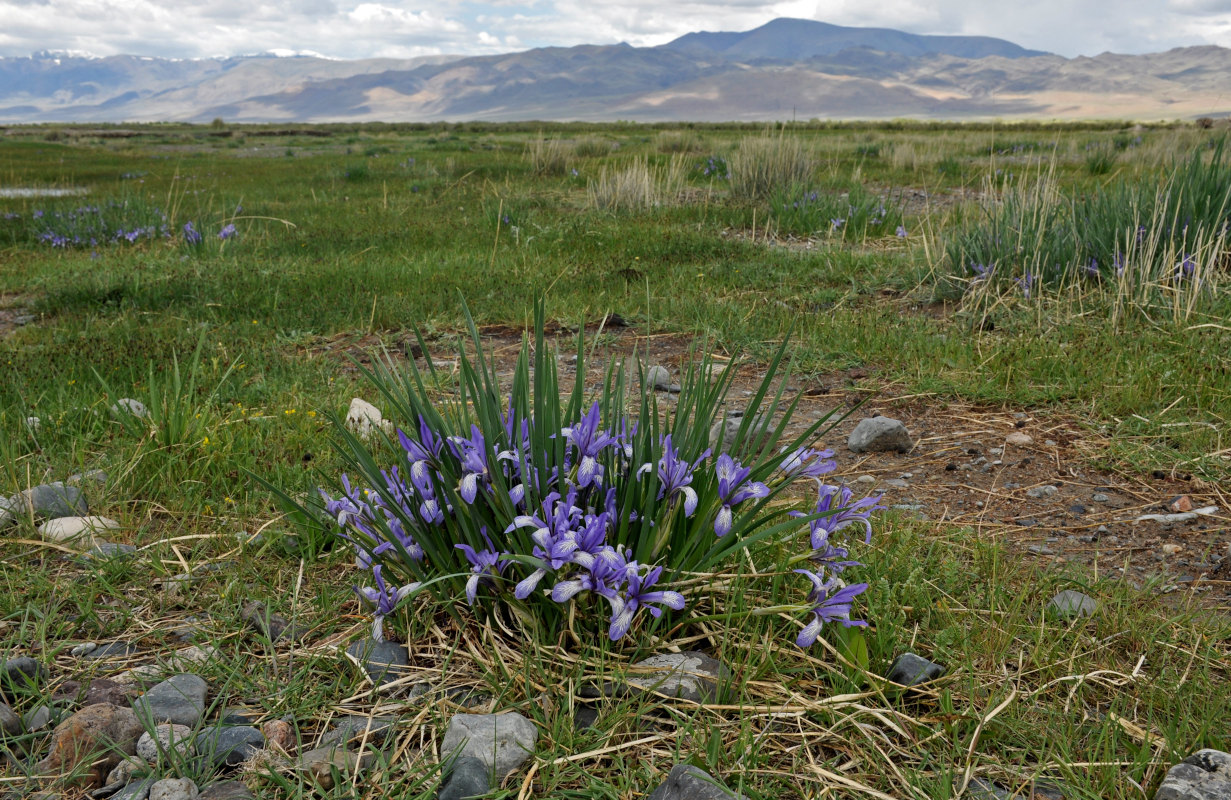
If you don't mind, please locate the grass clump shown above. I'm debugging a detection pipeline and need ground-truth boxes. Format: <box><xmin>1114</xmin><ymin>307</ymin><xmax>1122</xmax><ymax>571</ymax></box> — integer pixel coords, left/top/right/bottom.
<box><xmin>587</xmin><ymin>156</ymin><xmax>687</xmax><ymax>211</ymax></box>
<box><xmin>526</xmin><ymin>135</ymin><xmax>574</xmax><ymax>175</ymax></box>
<box><xmin>573</xmin><ymin>136</ymin><xmax>613</xmax><ymax>157</ymax></box>
<box><xmin>728</xmin><ymin>132</ymin><xmax>816</xmax><ymax>200</ymax></box>
<box><xmin>771</xmin><ymin>184</ymin><xmax>905</xmax><ymax>241</ymax></box>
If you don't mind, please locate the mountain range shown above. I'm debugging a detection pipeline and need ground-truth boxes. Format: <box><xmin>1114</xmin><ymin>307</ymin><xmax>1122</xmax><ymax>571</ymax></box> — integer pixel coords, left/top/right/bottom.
<box><xmin>2</xmin><ymin>18</ymin><xmax>1228</xmax><ymax>123</ymax></box>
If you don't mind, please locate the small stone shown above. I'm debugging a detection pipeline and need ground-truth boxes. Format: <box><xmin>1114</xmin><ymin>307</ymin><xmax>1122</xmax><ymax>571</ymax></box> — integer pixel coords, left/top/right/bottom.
<box><xmin>2</xmin><ymin>656</ymin><xmax>48</xmax><ymax>691</ymax></box>
<box><xmin>847</xmin><ymin>417</ymin><xmax>912</xmax><ymax>453</ymax></box>
<box><xmin>1044</xmin><ymin>439</ymin><xmax>1058</xmax><ymax>447</ymax></box>
<box><xmin>886</xmin><ymin>653</ymin><xmax>945</xmax><ymax>686</ymax></box>
<box><xmin>9</xmin><ymin>482</ymin><xmax>89</xmax><ymax>522</ymax></box>
<box><xmin>87</xmin><ymin>542</ymin><xmax>138</xmax><ymax>560</ymax></box>
<box><xmin>60</xmin><ymin>677</ymin><xmax>139</xmax><ymax>707</ymax></box>
<box><xmin>35</xmin><ymin>703</ymin><xmax>146</xmax><ymax>788</ymax></box>
<box><xmin>102</xmin><ymin>754</ymin><xmax>146</xmax><ymax>792</ymax></box>
<box><xmin>345</xmin><ymin>638</ymin><xmax>409</xmax><ymax>688</ymax></box>
<box><xmin>1092</xmin><ymin>493</ymin><xmax>1110</xmax><ymax>503</ymax></box>
<box><xmin>1027</xmin><ymin>545</ymin><xmax>1055</xmax><ymax>555</ymax></box>
<box><xmin>297</xmin><ymin>744</ymin><xmax>374</xmax><ymax>790</ymax></box>
<box><xmin>883</xmin><ymin>479</ymin><xmax>909</xmax><ymax>488</ymax></box>
<box><xmin>84</xmin><ymin>641</ymin><xmax>139</xmax><ymax>660</ymax></box>
<box><xmin>438</xmin><ymin>756</ymin><xmax>491</xmax><ymax>800</ymax></box>
<box><xmin>240</xmin><ymin>601</ymin><xmax>307</xmax><ymax>643</ymax></box>
<box><xmin>1047</xmin><ymin>590</ymin><xmax>1098</xmax><ymax>619</ymax></box>
<box><xmin>319</xmin><ymin>715</ymin><xmax>397</xmax><ymax>749</ymax></box>
<box><xmin>965</xmin><ymin>778</ymin><xmax>1013</xmax><ymax>800</ymax></box>
<box><xmin>1162</xmin><ymin>543</ymin><xmax>1183</xmax><ymax>555</ymax></box>
<box><xmin>23</xmin><ymin>704</ymin><xmax>52</xmax><ymax>732</ymax></box>
<box><xmin>149</xmin><ymin>778</ymin><xmax>199</xmax><ymax>800</ymax></box>
<box><xmin>260</xmin><ymin>719</ymin><xmax>296</xmax><ymax>752</ymax></box>
<box><xmin>112</xmin><ymin>777</ymin><xmax>158</xmax><ymax>800</ymax></box>
<box><xmin>573</xmin><ymin>707</ymin><xmax>600</xmax><ymax>731</ymax></box>
<box><xmin>72</xmin><ymin>642</ymin><xmax>100</xmax><ymax>657</ymax></box>
<box><xmin>66</xmin><ymin>469</ymin><xmax>109</xmax><ymax>490</ymax></box>
<box><xmin>137</xmin><ymin>724</ymin><xmax>194</xmax><ymax>761</ymax></box>
<box><xmin>644</xmin><ymin>365</ymin><xmax>672</xmax><ymax>392</ymax></box>
<box><xmin>344</xmin><ymin>398</ymin><xmax>390</xmax><ymax>441</ymax></box>
<box><xmin>440</xmin><ymin>712</ymin><xmax>537</xmax><ymax>778</ymax></box>
<box><xmin>1068</xmin><ymin>504</ymin><xmax>1087</xmax><ymax>515</ymax></box>
<box><xmin>625</xmin><ymin>651</ymin><xmax>730</xmax><ymax>703</ymax></box>
<box><xmin>1027</xmin><ymin>485</ymin><xmax>1059</xmax><ymax>499</ymax></box>
<box><xmin>194</xmin><ymin>726</ymin><xmax>265</xmax><ymax>767</ymax></box>
<box><xmin>1169</xmin><ymin>495</ymin><xmax>1194</xmax><ymax>513</ymax></box>
<box><xmin>0</xmin><ymin>702</ymin><xmax>19</xmax><ymax>735</ymax></box>
<box><xmin>1005</xmin><ymin>432</ymin><xmax>1033</xmax><ymax>446</ymax></box>
<box><xmin>197</xmin><ymin>782</ymin><xmax>256</xmax><ymax>800</ymax></box>
<box><xmin>112</xmin><ymin>398</ymin><xmax>150</xmax><ymax>419</ymax></box>
<box><xmin>855</xmin><ymin>475</ymin><xmax>877</xmax><ymax>484</ymax></box>
<box><xmin>1155</xmin><ymin>749</ymin><xmax>1231</xmax><ymax>800</ymax></box>
<box><xmin>163</xmin><ymin>573</ymin><xmax>193</xmax><ymax>599</ymax></box>
<box><xmin>132</xmin><ymin>674</ymin><xmax>208</xmax><ymax>727</ymax></box>
<box><xmin>646</xmin><ymin>765</ymin><xmax>749</xmax><ymax>800</ymax></box>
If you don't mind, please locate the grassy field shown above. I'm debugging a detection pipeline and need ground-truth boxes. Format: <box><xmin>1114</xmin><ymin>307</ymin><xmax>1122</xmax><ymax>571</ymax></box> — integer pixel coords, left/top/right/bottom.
<box><xmin>1</xmin><ymin>120</ymin><xmax>1229</xmax><ymax>799</ymax></box>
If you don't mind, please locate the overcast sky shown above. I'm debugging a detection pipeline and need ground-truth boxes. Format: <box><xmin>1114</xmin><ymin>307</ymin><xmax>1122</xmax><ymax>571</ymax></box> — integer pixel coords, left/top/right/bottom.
<box><xmin>1</xmin><ymin>0</ymin><xmax>1229</xmax><ymax>61</ymax></box>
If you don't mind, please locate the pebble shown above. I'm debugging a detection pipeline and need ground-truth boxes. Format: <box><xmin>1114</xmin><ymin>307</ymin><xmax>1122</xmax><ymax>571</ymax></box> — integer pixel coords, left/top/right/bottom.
<box><xmin>344</xmin><ymin>397</ymin><xmax>391</xmax><ymax>441</ymax></box>
<box><xmin>2</xmin><ymin>656</ymin><xmax>48</xmax><ymax>690</ymax></box>
<box><xmin>164</xmin><ymin>573</ymin><xmax>193</xmax><ymax>599</ymax></box>
<box><xmin>66</xmin><ymin>469</ymin><xmax>109</xmax><ymax>491</ymax></box>
<box><xmin>39</xmin><ymin>515</ymin><xmax>120</xmax><ymax>545</ymax></box>
<box><xmin>440</xmin><ymin>712</ymin><xmax>537</xmax><ymax>778</ymax></box>
<box><xmin>34</xmin><ymin>703</ymin><xmax>146</xmax><ymax>788</ymax></box>
<box><xmin>1027</xmin><ymin>485</ymin><xmax>1059</xmax><ymax>499</ymax></box>
<box><xmin>885</xmin><ymin>653</ymin><xmax>945</xmax><ymax>686</ymax></box>
<box><xmin>1027</xmin><ymin>545</ymin><xmax>1055</xmax><ymax>555</ymax></box>
<box><xmin>644</xmin><ymin>365</ymin><xmax>672</xmax><ymax>392</ymax></box>
<box><xmin>1005</xmin><ymin>432</ymin><xmax>1033</xmax><ymax>446</ymax></box>
<box><xmin>6</xmin><ymin>482</ymin><xmax>89</xmax><ymax>523</ymax></box>
<box><xmin>197</xmin><ymin>782</ymin><xmax>256</xmax><ymax>800</ymax></box>
<box><xmin>132</xmin><ymin>674</ymin><xmax>208</xmax><ymax>727</ymax></box>
<box><xmin>87</xmin><ymin>542</ymin><xmax>138</xmax><ymax>560</ymax></box>
<box><xmin>149</xmin><ymin>778</ymin><xmax>199</xmax><ymax>800</ymax></box>
<box><xmin>112</xmin><ymin>398</ymin><xmax>150</xmax><ymax>419</ymax></box>
<box><xmin>261</xmin><ymin>719</ymin><xmax>297</xmax><ymax>751</ymax></box>
<box><xmin>847</xmin><ymin>417</ymin><xmax>912</xmax><ymax>454</ymax></box>
<box><xmin>101</xmin><ymin>755</ymin><xmax>146</xmax><ymax>793</ymax></box>
<box><xmin>0</xmin><ymin>702</ymin><xmax>19</xmax><ymax>735</ymax></box>
<box><xmin>194</xmin><ymin>726</ymin><xmax>265</xmax><ymax>767</ymax></box>
<box><xmin>1162</xmin><ymin>543</ymin><xmax>1183</xmax><ymax>555</ymax></box>
<box><xmin>1045</xmin><ymin>439</ymin><xmax>1058</xmax><ymax>447</ymax></box>
<box><xmin>624</xmin><ymin>651</ymin><xmax>730</xmax><ymax>703</ymax></box>
<box><xmin>883</xmin><ymin>479</ymin><xmax>909</xmax><ymax>489</ymax></box>
<box><xmin>646</xmin><ymin>764</ymin><xmax>749</xmax><ymax>800</ymax></box>
<box><xmin>1155</xmin><ymin>749</ymin><xmax>1231</xmax><ymax>800</ymax></box>
<box><xmin>1047</xmin><ymin>590</ymin><xmax>1098</xmax><ymax>619</ymax></box>
<box><xmin>319</xmin><ymin>715</ymin><xmax>397</xmax><ymax>748</ymax></box>
<box><xmin>83</xmin><ymin>641</ymin><xmax>139</xmax><ymax>660</ymax></box>
<box><xmin>23</xmin><ymin>704</ymin><xmax>53</xmax><ymax>732</ymax></box>
<box><xmin>297</xmin><ymin>744</ymin><xmax>374</xmax><ymax>789</ymax></box>
<box><xmin>112</xmin><ymin>776</ymin><xmax>159</xmax><ymax>800</ymax></box>
<box><xmin>855</xmin><ymin>475</ymin><xmax>877</xmax><ymax>484</ymax></box>
<box><xmin>345</xmin><ymin>638</ymin><xmax>410</xmax><ymax>688</ymax></box>
<box><xmin>1092</xmin><ymin>493</ymin><xmax>1110</xmax><ymax>503</ymax></box>
<box><xmin>137</xmin><ymin>724</ymin><xmax>195</xmax><ymax>761</ymax></box>
<box><xmin>438</xmin><ymin>756</ymin><xmax>491</xmax><ymax>800</ymax></box>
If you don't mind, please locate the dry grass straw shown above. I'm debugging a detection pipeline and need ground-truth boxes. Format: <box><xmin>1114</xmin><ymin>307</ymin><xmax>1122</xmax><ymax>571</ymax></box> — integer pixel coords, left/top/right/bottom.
<box><xmin>586</xmin><ymin>155</ymin><xmax>689</xmax><ymax>211</ymax></box>
<box><xmin>525</xmin><ymin>135</ymin><xmax>573</xmax><ymax>175</ymax></box>
<box><xmin>728</xmin><ymin>130</ymin><xmax>816</xmax><ymax>200</ymax></box>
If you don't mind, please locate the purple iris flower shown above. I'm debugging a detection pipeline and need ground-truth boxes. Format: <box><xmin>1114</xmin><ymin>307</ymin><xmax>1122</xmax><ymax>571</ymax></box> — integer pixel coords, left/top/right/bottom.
<box><xmin>638</xmin><ymin>434</ymin><xmax>709</xmax><ymax>517</ymax></box>
<box><xmin>218</xmin><ymin>223</ymin><xmax>237</xmax><ymax>240</ymax></box>
<box><xmin>1016</xmin><ymin>271</ymin><xmax>1036</xmax><ymax>298</ymax></box>
<box><xmin>398</xmin><ymin>417</ymin><xmax>443</xmax><ymax>484</ymax></box>
<box><xmin>447</xmin><ymin>425</ymin><xmax>489</xmax><ymax>504</ymax></box>
<box><xmin>793</xmin><ymin>570</ymin><xmax>868</xmax><ymax>648</ymax></box>
<box><xmin>507</xmin><ymin>490</ymin><xmax>590</xmax><ymax>598</ymax></box>
<box><xmin>794</xmin><ymin>484</ymin><xmax>883</xmax><ymax>546</ymax></box>
<box><xmin>895</xmin><ymin>226</ymin><xmax>908</xmax><ymax>238</ymax></box>
<box><xmin>604</xmin><ymin>562</ymin><xmax>685</xmax><ymax>641</ymax></box>
<box><xmin>355</xmin><ymin>564</ymin><xmax>420</xmax><ymax>641</ymax></box>
<box><xmin>969</xmin><ymin>262</ymin><xmax>994</xmax><ymax>282</ymax></box>
<box><xmin>562</xmin><ymin>402</ymin><xmax>618</xmax><ymax>488</ymax></box>
<box><xmin>778</xmin><ymin>446</ymin><xmax>836</xmax><ymax>481</ymax></box>
<box><xmin>713</xmin><ymin>453</ymin><xmax>770</xmax><ymax>537</ymax></box>
<box><xmin>456</xmin><ymin>538</ymin><xmax>509</xmax><ymax>606</ymax></box>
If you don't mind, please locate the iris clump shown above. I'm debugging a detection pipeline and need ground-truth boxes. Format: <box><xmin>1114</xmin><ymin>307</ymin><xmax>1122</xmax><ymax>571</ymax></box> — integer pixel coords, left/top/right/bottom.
<box><xmin>23</xmin><ymin>198</ymin><xmax>171</xmax><ymax>249</ymax></box>
<box><xmin>771</xmin><ymin>184</ymin><xmax>904</xmax><ymax>242</ymax></box>
<box><xmin>315</xmin><ymin>304</ymin><xmax>881</xmax><ymax>647</ymax></box>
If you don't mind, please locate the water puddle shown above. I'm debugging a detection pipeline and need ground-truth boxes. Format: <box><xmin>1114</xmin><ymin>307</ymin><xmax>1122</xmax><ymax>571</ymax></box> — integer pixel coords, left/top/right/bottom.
<box><xmin>0</xmin><ymin>187</ymin><xmax>89</xmax><ymax>198</ymax></box>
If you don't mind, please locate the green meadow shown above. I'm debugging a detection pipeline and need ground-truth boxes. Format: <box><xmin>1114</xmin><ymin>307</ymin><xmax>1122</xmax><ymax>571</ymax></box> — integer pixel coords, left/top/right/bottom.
<box><xmin>1</xmin><ymin>120</ymin><xmax>1228</xmax><ymax>799</ymax></box>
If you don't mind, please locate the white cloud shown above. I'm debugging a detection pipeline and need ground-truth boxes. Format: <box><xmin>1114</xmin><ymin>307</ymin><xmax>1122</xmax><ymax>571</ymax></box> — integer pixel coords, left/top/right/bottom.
<box><xmin>0</xmin><ymin>0</ymin><xmax>1226</xmax><ymax>60</ymax></box>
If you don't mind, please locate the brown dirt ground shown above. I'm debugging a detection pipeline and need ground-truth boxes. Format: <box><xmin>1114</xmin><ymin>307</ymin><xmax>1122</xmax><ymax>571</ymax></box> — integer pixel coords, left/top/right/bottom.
<box><xmin>315</xmin><ymin>321</ymin><xmax>1231</xmax><ymax>613</ymax></box>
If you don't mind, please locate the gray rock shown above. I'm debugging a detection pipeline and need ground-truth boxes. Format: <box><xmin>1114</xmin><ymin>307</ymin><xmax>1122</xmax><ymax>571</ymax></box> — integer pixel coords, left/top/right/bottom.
<box><xmin>23</xmin><ymin>704</ymin><xmax>52</xmax><ymax>732</ymax></box>
<box><xmin>112</xmin><ymin>777</ymin><xmax>158</xmax><ymax>800</ymax></box>
<box><xmin>886</xmin><ymin>653</ymin><xmax>945</xmax><ymax>686</ymax></box>
<box><xmin>87</xmin><ymin>542</ymin><xmax>138</xmax><ymax>560</ymax></box>
<box><xmin>883</xmin><ymin>479</ymin><xmax>909</xmax><ymax>489</ymax></box>
<box><xmin>1155</xmin><ymin>749</ymin><xmax>1231</xmax><ymax>800</ymax></box>
<box><xmin>112</xmin><ymin>398</ymin><xmax>150</xmax><ymax>419</ymax></box>
<box><xmin>440</xmin><ymin>712</ymin><xmax>537</xmax><ymax>778</ymax></box>
<box><xmin>132</xmin><ymin>674</ymin><xmax>208</xmax><ymax>727</ymax></box>
<box><xmin>85</xmin><ymin>641</ymin><xmax>140</xmax><ymax>660</ymax></box>
<box><xmin>1092</xmin><ymin>493</ymin><xmax>1111</xmax><ymax>503</ymax></box>
<box><xmin>194</xmin><ymin>726</ymin><xmax>265</xmax><ymax>768</ymax></box>
<box><xmin>0</xmin><ymin>495</ymin><xmax>13</xmax><ymax>529</ymax></box>
<box><xmin>67</xmin><ymin>469</ymin><xmax>109</xmax><ymax>491</ymax></box>
<box><xmin>847</xmin><ymin>417</ymin><xmax>912</xmax><ymax>453</ymax></box>
<box><xmin>645</xmin><ymin>365</ymin><xmax>672</xmax><ymax>392</ymax></box>
<box><xmin>1027</xmin><ymin>485</ymin><xmax>1059</xmax><ymax>499</ymax></box>
<box><xmin>0</xmin><ymin>702</ymin><xmax>19</xmax><ymax>735</ymax></box>
<box><xmin>438</xmin><ymin>756</ymin><xmax>491</xmax><ymax>800</ymax></box>
<box><xmin>646</xmin><ymin>765</ymin><xmax>749</xmax><ymax>800</ymax></box>
<box><xmin>319</xmin><ymin>715</ymin><xmax>397</xmax><ymax>748</ymax></box>
<box><xmin>137</xmin><ymin>724</ymin><xmax>194</xmax><ymax>761</ymax></box>
<box><xmin>11</xmin><ymin>482</ymin><xmax>89</xmax><ymax>521</ymax></box>
<box><xmin>241</xmin><ymin>601</ymin><xmax>307</xmax><ymax>643</ymax></box>
<box><xmin>99</xmin><ymin>755</ymin><xmax>147</xmax><ymax>795</ymax></box>
<box><xmin>964</xmin><ymin>778</ymin><xmax>1012</xmax><ymax>799</ymax></box>
<box><xmin>1047</xmin><ymin>590</ymin><xmax>1098</xmax><ymax>619</ymax></box>
<box><xmin>297</xmin><ymin>744</ymin><xmax>374</xmax><ymax>789</ymax></box>
<box><xmin>149</xmin><ymin>778</ymin><xmax>199</xmax><ymax>800</ymax></box>
<box><xmin>346</xmin><ymin>638</ymin><xmax>409</xmax><ymax>688</ymax></box>
<box><xmin>196</xmin><ymin>782</ymin><xmax>255</xmax><ymax>800</ymax></box>
<box><xmin>2</xmin><ymin>656</ymin><xmax>48</xmax><ymax>691</ymax></box>
<box><xmin>573</xmin><ymin>707</ymin><xmax>600</xmax><ymax>731</ymax></box>
<box><xmin>625</xmin><ymin>652</ymin><xmax>730</xmax><ymax>703</ymax></box>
